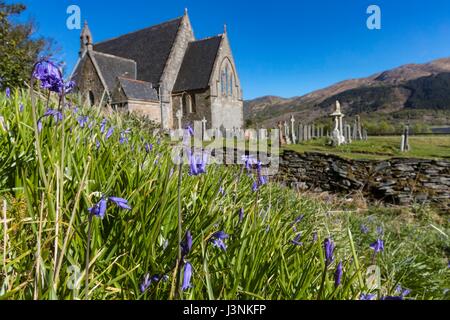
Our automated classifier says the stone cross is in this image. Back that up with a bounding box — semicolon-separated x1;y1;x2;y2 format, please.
290;115;296;144
330;100;346;146
175;109;183;130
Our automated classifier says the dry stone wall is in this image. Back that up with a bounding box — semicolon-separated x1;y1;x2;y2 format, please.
278;150;450;210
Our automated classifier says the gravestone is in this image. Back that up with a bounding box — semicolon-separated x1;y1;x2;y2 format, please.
176;109;183;130
290;115;297;144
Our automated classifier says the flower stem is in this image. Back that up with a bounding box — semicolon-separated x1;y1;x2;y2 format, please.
175;149;184;299
85;214;93;300
29;70;49;189
318;264;328;300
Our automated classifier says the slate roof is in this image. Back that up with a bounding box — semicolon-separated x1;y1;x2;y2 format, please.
173;36;222;92
94;17;183;85
117;77;159;101
90;51;137;92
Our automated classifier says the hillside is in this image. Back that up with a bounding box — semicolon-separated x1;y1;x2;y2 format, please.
244;57;450;128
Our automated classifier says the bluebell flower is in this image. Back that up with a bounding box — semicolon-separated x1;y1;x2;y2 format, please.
395;285;410;297
294;215;304;224
77;115;89;128
187;150;207;176
370;239;384;253
88;198;107;219
181;230;192;257
359;293;376;300
96;139;100;150
100;118;107;133
360;224;369;234
312;232;318;243
241;155;255;172
376;226;383;235
140;273;152;293
186;125;194;137
334;261;343;287
145;143;153;153
32;60;63;93
37;109;63;132
119;129;131;144
109;197;132;210
181;262;193;291
210;231;229;251
19;103;24;112
324;238;335;266
6;87;10;98
238;208;244;223
88;196;131;219
219;186;225;196
106;127;114;140
291;233;303;246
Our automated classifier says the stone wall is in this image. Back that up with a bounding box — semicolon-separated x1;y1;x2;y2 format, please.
278;150;450;209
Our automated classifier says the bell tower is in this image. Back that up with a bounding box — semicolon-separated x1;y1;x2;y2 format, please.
79;20;93;56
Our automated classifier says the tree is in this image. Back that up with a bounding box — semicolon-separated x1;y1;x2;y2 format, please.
0;1;55;89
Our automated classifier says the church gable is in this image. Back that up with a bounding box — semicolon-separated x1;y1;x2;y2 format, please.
173;36;222;93
209;33;242;101
93;17;183;85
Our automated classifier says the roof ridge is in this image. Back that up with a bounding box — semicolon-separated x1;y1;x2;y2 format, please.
191;34;223;43
91;50;136;63
117;76;152;85
94;16;183;46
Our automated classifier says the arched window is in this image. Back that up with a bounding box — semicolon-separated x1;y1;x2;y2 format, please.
220;60;236;98
89;90;95;106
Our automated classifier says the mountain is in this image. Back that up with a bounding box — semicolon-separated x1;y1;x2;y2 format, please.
244;57;450;128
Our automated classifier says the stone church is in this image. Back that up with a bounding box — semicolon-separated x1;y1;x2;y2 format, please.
71;10;243;130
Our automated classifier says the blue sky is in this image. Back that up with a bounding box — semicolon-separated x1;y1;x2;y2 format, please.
15;0;450;99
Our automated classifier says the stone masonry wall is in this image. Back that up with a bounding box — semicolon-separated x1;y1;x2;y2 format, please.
278;150;450;209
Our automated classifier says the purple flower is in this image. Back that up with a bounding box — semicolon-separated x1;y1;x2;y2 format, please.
210;231;229;251
181;262;193;291
241;155;255;171
37;109;63;132
219;186;225;196
119;129;131;144
334;261;343;287
88;198;107;219
181;231;192;257
360;224;369;234
370;239;384;253
291;233;303;246
312;232;318;242
33;60;63;93
96;139;101;150
238;208;244;223
100;118;107;133
145;143;153;153
5;87;10;98
77;115;89;128
376;226;383;235
324;238;335;266
88;196;131;219
109;197;131;210
294;215;304;224
395;285;410;297
360;293;376;300
186;125;194;137
106;127;114;139
19;103;24;112
64;80;75;94
140;273;152;293
187;150;207;176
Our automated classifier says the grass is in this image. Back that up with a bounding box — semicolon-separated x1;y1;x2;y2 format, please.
284;136;450;160
0;88;449;300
